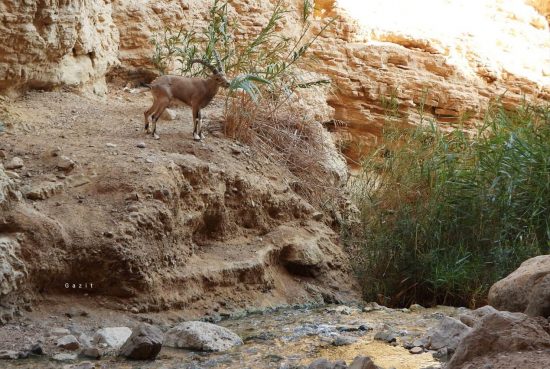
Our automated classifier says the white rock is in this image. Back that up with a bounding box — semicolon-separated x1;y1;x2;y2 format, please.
52;353;77;361
164;321;243;352
0;350;18;359
161;108;177;121
92;327;132;349
50;328;71;336
5;157;23;170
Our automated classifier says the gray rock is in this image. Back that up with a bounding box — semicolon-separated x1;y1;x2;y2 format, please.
327;306;358;315
409;346;423;354
374;330;397;343
71;362;94;369
362;302;382;312
312;211;323;221
413;338;427;347
56;156;75;172
337;324;366;332
358;324;371;331
56;335;80;350
119;324;163;360
22;181;64;200
409;304;425;312
349;356;381;369
164;321;242;352
459;305;498;327
424;317;471;352
92;327;132;349
136;142;146;148
5;157;23;170
50;327;71;336
80;346;101;359
403;337;427;349
433;347;449;360
0;350;18;360
78;333;93;347
308;358;347;369
65;308;89;318
28;343;43;355
332;335;358;346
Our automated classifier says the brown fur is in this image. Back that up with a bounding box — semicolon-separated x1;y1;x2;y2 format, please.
144;62;229;141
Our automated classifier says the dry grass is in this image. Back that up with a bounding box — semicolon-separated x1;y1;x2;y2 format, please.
225;93;346;210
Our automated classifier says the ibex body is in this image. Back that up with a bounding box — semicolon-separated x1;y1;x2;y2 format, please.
144;58;230;141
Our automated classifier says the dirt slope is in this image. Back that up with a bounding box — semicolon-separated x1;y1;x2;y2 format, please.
0;88;359;320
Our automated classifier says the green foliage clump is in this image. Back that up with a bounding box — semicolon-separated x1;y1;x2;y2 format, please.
345;102;550;308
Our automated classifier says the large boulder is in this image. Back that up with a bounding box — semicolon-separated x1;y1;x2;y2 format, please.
488;255;550;317
119;324;163;360
446;310;550;369
423;316;471;352
164;321;243;352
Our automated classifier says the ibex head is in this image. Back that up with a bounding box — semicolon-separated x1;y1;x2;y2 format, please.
190;51;230;88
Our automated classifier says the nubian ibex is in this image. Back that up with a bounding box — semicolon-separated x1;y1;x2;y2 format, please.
144;54;230;141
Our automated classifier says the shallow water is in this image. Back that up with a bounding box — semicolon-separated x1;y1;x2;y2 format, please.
3;304;457;369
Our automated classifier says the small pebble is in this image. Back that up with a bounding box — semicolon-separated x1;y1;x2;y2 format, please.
137;142;146;148
410;346;424;354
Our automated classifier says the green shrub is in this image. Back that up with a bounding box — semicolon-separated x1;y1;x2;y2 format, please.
345;101;550;307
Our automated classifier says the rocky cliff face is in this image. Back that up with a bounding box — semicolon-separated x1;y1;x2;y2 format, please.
0;0;119;96
314;0;550;158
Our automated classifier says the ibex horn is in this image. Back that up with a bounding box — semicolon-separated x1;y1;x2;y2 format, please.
189;59;219;75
